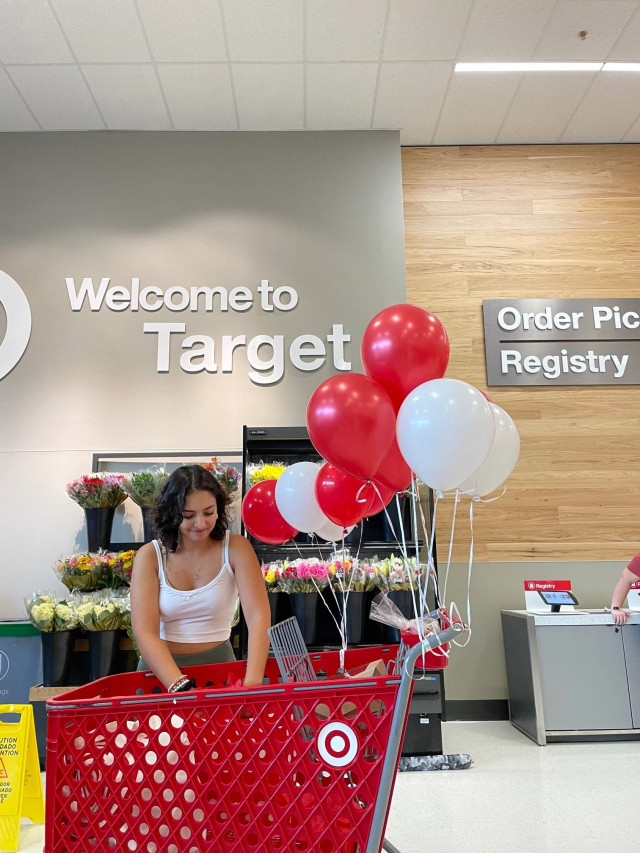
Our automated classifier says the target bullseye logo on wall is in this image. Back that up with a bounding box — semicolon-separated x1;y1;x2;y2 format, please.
317;722;359;767
0;269;31;381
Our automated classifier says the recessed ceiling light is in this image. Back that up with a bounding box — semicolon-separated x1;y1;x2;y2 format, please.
455;62;603;72
602;62;640;72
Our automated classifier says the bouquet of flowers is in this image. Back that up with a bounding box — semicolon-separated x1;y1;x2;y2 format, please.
276;558;330;593
122;469;168;507
327;558;378;592
201;458;240;495
246;461;287;487
65;473;128;508
25;592;78;632
375;554;425;591
110;550;135;586
75;591;130;631
262;563;281;593
54;550;135;591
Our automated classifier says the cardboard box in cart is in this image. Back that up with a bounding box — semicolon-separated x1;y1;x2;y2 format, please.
44;645;411;853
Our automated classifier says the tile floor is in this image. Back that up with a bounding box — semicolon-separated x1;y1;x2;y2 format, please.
18;721;640;852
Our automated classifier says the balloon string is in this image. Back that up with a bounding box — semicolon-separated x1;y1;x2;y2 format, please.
441;489;460;610
409;479;428;657
419;488;441;617
355;481;372;504
415;483;439;615
452;501;475;649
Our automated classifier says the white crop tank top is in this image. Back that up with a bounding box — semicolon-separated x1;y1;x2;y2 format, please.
153;530;238;643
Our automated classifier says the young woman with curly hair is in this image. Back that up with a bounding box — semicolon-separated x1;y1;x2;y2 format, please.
130;465;270;690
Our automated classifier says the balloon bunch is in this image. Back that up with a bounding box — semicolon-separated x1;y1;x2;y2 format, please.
242;303;520;549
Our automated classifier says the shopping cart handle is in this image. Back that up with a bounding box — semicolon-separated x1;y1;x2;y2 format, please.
404;624;463;673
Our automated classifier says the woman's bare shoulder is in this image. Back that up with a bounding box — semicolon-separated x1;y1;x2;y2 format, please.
134;541;161;569
228;532;258;558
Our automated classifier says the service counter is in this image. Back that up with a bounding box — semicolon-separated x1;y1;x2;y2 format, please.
501;609;640;745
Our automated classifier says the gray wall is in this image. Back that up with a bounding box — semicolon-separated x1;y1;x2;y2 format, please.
0;130;406;616
444;560;624;701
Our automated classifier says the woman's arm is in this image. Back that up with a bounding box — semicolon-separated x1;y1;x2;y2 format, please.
610;567;637;626
130;543;184;689
230;534;271;686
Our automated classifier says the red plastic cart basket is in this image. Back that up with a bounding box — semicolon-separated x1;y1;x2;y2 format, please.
45;629;459;853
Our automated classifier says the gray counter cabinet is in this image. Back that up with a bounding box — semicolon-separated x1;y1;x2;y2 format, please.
501;610;640;745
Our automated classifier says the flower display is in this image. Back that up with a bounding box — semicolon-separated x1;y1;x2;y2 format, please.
75;591;130;631
328;558;378;593
66;473;128;508
201;458;241;495
264;558;330;593
110;550;135;586
122;469;168;507
55;550;136;591
25;593;78;632
246;461;287;486
260;554;428;594
376;554;425;591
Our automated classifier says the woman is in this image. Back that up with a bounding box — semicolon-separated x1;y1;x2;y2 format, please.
609;552;640;626
131;465;270;692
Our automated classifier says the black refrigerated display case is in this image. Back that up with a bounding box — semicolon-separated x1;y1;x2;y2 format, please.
241;424;422;561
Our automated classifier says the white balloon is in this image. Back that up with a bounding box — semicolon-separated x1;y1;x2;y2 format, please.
275;461;325;533
458;403;520;496
314;518;355;542
397;378;495;492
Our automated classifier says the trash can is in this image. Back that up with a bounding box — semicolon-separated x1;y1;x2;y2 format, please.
0;620;42;704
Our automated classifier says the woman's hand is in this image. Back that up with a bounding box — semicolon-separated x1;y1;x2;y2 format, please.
612;608;629;626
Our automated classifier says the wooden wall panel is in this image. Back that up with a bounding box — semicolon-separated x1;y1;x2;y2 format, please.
402;144;640;562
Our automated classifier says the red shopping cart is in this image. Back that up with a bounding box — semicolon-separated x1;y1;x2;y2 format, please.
45;625;459;853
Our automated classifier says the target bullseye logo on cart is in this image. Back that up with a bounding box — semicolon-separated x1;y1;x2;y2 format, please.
317;722;358;768
0;269;32;381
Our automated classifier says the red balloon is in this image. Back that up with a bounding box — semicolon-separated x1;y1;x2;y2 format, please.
367;482;396;516
315;463;374;528
361;304;449;411
241;480;298;545
306;374;396;481
374;435;412;492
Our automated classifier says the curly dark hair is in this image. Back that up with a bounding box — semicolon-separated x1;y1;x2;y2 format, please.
151;465;231;551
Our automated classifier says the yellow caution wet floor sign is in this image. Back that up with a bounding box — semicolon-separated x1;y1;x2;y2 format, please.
0;705;44;852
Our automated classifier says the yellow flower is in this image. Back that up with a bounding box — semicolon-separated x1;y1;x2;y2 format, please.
265;570;276;584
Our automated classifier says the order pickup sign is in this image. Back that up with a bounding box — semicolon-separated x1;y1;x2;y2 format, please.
524;580;574;612
483;298;640;386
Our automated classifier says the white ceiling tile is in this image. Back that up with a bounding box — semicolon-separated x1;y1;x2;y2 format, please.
384;0;473;60
433;71;521;144
458;0;556;61
233;64;303;129
0;0;73;64
496;71;598;143
561;70;640;141
0;69;40;130
608;5;640;59
50;0;150;62
533;0;638;61
6;65;103;129
306;63;377;129
307;0;387;61
82;65;171;129
222;0;303;62
137;0;227;62
158;64;236;129
373;61;451;144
